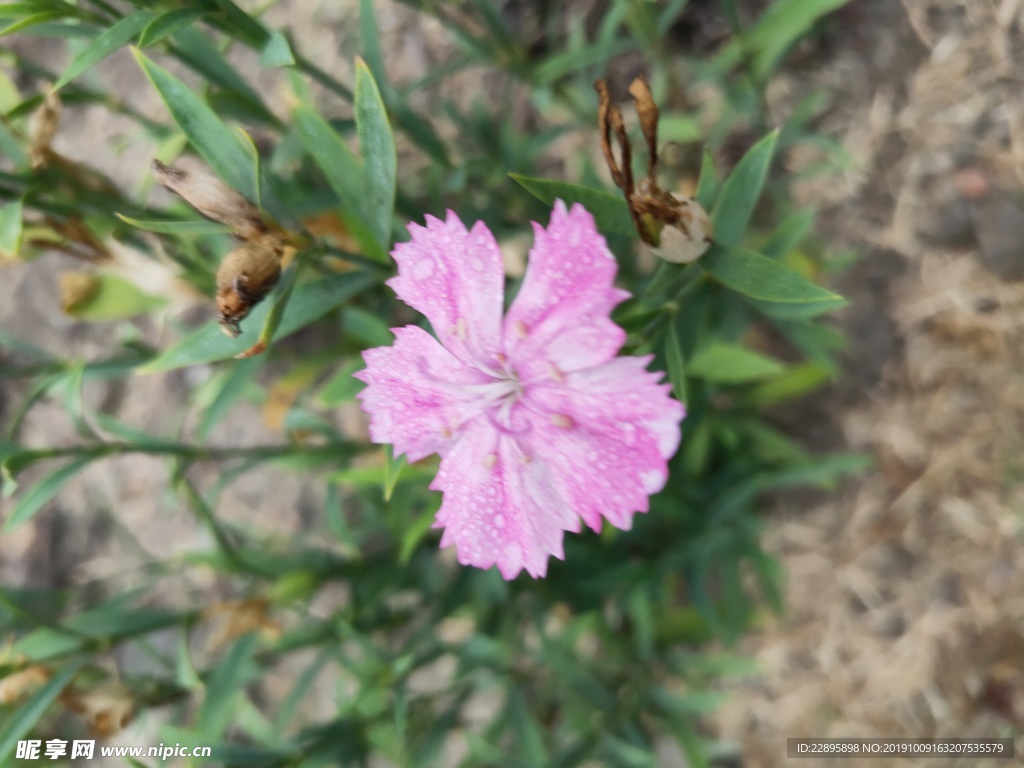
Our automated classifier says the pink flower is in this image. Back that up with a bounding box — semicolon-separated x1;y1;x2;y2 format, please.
355;201;685;579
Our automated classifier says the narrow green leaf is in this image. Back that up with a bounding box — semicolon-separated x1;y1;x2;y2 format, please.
139;7;207;48
747;294;846;318
0;199;23;260
317;358;366;406
694;146;717;211
0;11;73;38
399;505;437;565
746;0;852;79
532;39;634;85
142;272;377;372
509;174;635;237
741;362;831;407
133;48;256;201
197;633;260;739
342;307;394;347
701;244;842;304
711;130;778;246
292;105;388;263
197;357;263;440
250;251;305;354
0;659;85;763
687;342;785;384
7;627;86;663
384;446;405;502
260;30;295;68
664;320;687;404
54;10;155;91
115;213;231;236
354;58;397;253
4;456;93;532
760;208;816;260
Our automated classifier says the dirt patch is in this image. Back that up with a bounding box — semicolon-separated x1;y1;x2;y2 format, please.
712;1;1024;764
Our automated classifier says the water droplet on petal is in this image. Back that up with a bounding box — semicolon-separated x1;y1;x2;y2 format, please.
411;257;435;279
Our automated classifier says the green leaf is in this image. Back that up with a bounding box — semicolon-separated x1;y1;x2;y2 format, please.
711;130;778;246
664;319;687;404
197;357;263;440
688;342;785;384
741;362;831;407
747;294;846;318
249;251;306;355
0;659;85;763
53;10;155;91
746;0;852;79
354;58;397;253
292;105;388;263
0;11;73;38
8;627;87;663
0;199;23;260
4;456;93;532
531;38;634;85
398;505;437;565
342;307;393;347
64;274;167;321
142;272;377;372
384;445;405;502
317;358;366;406
139;7;207;48
694;146;717;211
509;175;635;237
115;213;231;236
701;244;842;304
197;633;260;740
260;30;295;67
133;48;257;201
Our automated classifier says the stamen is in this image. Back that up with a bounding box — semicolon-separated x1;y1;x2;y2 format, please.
483;453;497;469
450;317;467;340
547;363;565;383
515;320;528;339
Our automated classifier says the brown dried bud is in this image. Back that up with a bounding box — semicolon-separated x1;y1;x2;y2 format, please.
29;91;61;171
152;159;265;241
215;233;285;336
0;666;51;705
628;75;659;179
643;194;713;264
60;683;136;738
596;75;714;262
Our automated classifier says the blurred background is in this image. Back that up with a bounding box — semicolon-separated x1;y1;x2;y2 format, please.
1;0;1024;766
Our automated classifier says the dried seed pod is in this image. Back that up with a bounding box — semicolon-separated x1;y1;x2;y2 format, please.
215;233;285;336
595;75;713;263
644;194;713;264
152;159;265;241
29;91;61;171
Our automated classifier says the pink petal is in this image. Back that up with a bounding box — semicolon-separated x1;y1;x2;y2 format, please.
355;326;494;462
522;356;685;532
388;212;505;368
431;418;578;579
503;201;628;382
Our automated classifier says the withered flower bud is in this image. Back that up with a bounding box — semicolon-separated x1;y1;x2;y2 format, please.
216;233;285;337
596;75;712;263
152;159;265;241
29;91;61;171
